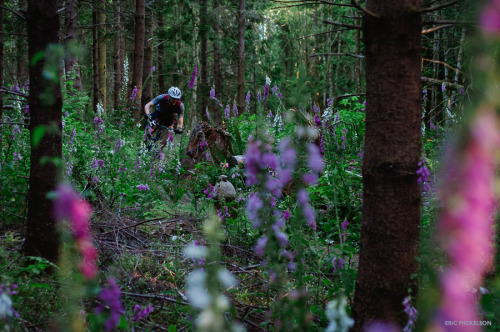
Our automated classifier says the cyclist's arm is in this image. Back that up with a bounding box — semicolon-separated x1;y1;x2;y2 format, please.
144;100;154;115
178;103;185;129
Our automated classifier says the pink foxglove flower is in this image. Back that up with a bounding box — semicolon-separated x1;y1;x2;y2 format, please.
54;185;97;280
434;110;499;330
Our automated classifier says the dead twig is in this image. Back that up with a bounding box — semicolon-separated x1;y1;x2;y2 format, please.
121;291;188;305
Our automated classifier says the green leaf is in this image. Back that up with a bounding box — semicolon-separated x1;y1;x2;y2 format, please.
30;51;45;66
168;325;177;332
32;125;46;147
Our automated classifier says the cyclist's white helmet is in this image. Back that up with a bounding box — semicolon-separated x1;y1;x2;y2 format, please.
168;86;182;99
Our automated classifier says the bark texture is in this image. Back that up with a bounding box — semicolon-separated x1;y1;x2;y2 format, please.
141;9;154;109
180;122;234;171
213;0;222;126
199;0;209;121
24;0;63;263
64;0;83;93
236;0;245;115
352;1;422;330
130;0;145;121
0;0;3;124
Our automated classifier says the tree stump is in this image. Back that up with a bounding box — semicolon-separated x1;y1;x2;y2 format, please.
180;121;235;171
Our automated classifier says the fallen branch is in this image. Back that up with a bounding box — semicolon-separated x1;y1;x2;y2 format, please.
422;24;453;34
99;217;176;235
422;58;463;74
122;291;188;305
421;76;464;89
0;88;28;98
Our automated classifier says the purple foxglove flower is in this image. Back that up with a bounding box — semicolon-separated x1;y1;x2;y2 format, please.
307;143;324;174
314;115;322;127
255;237;268;257
279;169;293;187
302;173;318;185
279;138;296;167
189;66;198;89
303;205;316;230
264;85;270;100
136;184;150;190
245;92;251;105
283;210;291;221
297;189;309;205
262;152;278;170
210;89;216;99
97;278;124;332
274;227;288;248
342;220;349;230
481;3;500;34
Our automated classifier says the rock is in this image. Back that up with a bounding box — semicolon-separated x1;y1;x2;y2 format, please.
215;175;236;200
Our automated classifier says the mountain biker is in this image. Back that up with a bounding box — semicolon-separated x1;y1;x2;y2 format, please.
144;86;184;133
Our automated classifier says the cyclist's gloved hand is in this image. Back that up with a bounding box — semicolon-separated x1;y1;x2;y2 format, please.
174;128;183;134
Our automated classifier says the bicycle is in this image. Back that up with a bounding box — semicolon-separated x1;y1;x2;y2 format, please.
139;118;183;157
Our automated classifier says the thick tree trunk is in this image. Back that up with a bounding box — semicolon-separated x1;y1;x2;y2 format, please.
130;0;145;121
213;0;222;126
157;13;166;93
352;1;422;330
199;0;209;121
236;0;245;115
64;0;83;93
92;6;99;113
141;10;154;109
16;0;28;87
24;0;63;263
112;0;124;111
97;0;106;111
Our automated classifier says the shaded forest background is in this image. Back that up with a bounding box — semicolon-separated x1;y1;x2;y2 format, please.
1;0;499;331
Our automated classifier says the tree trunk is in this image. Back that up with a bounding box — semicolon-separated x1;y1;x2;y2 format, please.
97;0;106;111
141;9;154;109
157;13;166;93
113;0;124;111
24;0;63;263
130;0;145;121
352;1;422;330
199;0;209;121
92;5;99;113
213;0;222;126
64;0;83;93
236;0;245;115
16;0;28;88
0;0;3;128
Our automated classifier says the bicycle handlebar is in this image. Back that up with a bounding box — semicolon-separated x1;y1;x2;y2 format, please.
148;119;182;134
